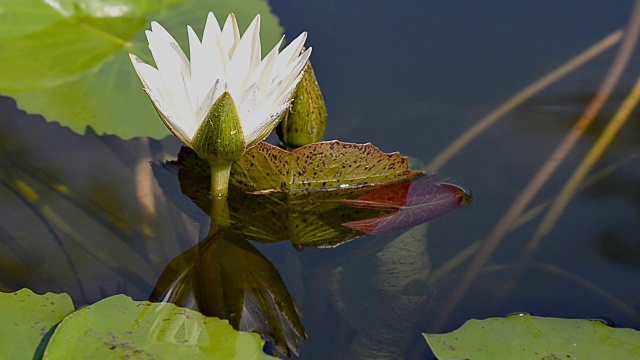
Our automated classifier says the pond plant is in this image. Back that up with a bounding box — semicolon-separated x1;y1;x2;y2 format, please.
1;0;640;359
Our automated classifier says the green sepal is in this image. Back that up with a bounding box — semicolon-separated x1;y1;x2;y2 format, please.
276;60;327;149
192;91;246;163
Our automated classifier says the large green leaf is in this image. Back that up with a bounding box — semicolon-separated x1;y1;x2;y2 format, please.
0;289;74;359
424;315;640;359
0;0;283;139
44;294;276;359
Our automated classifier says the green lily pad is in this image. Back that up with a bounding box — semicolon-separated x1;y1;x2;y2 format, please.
0;0;283;139
0;289;74;359
44;294;275;359
424;315;640;360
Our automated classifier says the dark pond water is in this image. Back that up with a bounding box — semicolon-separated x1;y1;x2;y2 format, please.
2;0;640;358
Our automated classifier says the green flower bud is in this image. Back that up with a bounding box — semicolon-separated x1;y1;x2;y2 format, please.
277;60;327;149
192;91;246;163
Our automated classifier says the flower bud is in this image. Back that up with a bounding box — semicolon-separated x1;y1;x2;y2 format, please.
192;91;246;163
277;60;326;148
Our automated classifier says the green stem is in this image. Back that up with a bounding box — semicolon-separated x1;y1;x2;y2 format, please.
207;161;232;236
209;161;232;198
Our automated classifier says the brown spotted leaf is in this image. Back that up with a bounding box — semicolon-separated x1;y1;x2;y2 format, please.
168;142;468;247
230;141;422;192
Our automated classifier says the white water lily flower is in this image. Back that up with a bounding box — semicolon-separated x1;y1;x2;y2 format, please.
129;12;311;162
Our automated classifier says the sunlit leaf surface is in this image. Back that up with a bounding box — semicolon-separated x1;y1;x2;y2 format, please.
424;315;640;360
0;289;74;359
0;0;282;139
44;294;276;359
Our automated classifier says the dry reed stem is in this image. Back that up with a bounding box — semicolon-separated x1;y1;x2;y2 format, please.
431;0;640;331
533;262;640;323
427;30;623;172
533;75;640;241
495;72;640;301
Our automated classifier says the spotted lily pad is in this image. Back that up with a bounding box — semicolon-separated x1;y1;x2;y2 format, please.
0;0;283;138
230;141;422;191
165;142;469;247
424;315;640;360
0;289;74;359
43;294;275;359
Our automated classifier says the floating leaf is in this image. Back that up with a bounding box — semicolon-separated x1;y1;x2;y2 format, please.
0;289;74;359
168;142;436;247
164;142;470;247
44;294;276;359
230;141;422;192
0;0;283;138
342;176;472;235
424;315;640;360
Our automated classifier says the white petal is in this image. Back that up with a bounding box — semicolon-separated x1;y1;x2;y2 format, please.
150;21;190;78
270;47;312;103
195;80;221;122
130;55;195;141
250;36;283;96
201;12;229;86
145;30;192;112
274;32;307;74
129;53;161;94
187;25;204;109
228;14;262;96
221;13;241;56
244;102;290;144
237;83;260;134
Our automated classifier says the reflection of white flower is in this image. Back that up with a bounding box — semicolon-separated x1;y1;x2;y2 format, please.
129;12;311;159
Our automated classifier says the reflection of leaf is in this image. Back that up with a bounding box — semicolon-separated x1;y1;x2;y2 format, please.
342;176;472;235
424;315;640;360
0;289;74;359
0;0;282;138
150;232;304;357
45;294;276;359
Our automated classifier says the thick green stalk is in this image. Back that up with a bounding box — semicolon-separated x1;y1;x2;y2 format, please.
208;161;232;236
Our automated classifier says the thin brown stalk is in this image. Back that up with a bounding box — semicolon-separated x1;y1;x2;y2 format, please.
532;262;640;323
431;0;640;331
427;30;623;172
498;71;640;300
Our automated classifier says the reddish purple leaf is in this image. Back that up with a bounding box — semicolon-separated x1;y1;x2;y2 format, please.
342;176;471;235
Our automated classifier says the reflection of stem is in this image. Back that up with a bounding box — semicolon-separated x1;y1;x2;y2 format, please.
427;30;623;171
432;0;640;331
